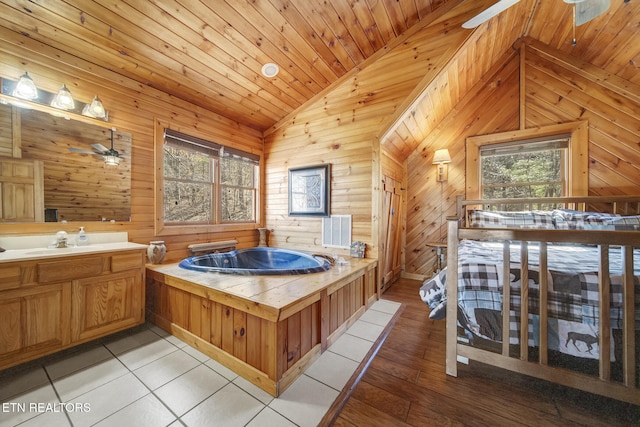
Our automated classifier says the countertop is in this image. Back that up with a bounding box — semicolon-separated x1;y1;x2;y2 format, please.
0;242;148;263
146;256;378;320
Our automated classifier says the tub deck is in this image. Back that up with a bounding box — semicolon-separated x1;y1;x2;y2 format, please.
145;256;378;396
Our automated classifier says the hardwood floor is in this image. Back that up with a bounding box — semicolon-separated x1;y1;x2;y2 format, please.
331;278;639;426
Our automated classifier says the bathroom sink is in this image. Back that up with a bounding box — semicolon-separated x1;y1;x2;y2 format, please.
25;247;84;255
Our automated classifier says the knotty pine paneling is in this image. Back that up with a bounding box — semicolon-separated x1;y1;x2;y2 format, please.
0;34;263;262
523;44;640;196
404;39;640;276
264;6;482;259
404;53;521;276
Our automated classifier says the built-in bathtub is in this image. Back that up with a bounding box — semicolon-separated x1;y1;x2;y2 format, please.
146;254;379;397
178;247;332;275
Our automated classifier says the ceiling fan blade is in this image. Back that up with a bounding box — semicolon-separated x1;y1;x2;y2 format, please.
68;147;102;155
91;143;109;152
462;0;522;29
575;0;610;26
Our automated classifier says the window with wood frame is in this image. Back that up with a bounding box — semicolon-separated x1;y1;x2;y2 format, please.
466;122;589;205
479;136;568;201
160;128;259;228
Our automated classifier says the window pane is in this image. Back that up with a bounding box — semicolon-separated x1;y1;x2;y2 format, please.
221;188;254;222
220;156;254;187
481;149;562;200
164;181;212;222
164;145;211;182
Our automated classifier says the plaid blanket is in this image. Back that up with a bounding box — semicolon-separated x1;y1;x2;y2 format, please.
420;240;640;361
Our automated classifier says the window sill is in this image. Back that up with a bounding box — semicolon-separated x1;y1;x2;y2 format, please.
155;222;260;236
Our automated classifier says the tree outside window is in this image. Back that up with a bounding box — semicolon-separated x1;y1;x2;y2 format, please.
162;129;258;225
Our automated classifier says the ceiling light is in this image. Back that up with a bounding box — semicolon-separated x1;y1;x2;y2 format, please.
261;63;279;78
103;128;121;166
103;154;121;166
82;95;106;118
12;72;38;100
50;84;75;110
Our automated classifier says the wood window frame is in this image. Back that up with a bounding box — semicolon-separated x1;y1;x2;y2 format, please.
153;120;262;236
465;121;589;200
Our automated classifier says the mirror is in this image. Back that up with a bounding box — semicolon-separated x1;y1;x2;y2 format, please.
0;103;132;222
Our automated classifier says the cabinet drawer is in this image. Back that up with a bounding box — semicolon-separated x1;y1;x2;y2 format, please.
38;256;105;283
0;265;21;291
112;251;144;273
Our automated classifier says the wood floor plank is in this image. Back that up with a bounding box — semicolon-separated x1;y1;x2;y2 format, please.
331;278;639;427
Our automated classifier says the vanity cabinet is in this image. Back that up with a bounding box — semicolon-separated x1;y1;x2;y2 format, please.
0;248;145;370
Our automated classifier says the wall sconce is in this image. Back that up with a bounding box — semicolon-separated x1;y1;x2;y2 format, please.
82;95;107;119
12;72;38;100
50;84;75;110
1;73;109;121
432;149;451;182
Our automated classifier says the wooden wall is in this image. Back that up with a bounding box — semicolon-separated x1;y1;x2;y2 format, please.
404;51;521;276
523;40;640;195
263;9;474;259
0;29;263;264
404;40;640;276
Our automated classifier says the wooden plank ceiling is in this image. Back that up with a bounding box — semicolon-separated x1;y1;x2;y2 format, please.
0;0;459;131
382;0;640;161
0;0;638;160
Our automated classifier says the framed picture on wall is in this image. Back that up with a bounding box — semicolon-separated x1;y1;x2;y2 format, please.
288;164;330;216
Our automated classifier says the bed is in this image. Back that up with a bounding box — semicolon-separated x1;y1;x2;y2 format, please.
419;196;640;405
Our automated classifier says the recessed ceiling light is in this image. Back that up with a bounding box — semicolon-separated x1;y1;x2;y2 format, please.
261;63;279;78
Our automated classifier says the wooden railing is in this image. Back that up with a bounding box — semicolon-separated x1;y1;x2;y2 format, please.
445;196;639;405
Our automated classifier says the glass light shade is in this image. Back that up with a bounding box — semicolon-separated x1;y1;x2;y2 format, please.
432;149;451;164
82;95;106;118
103;154;120;166
50;84;75;110
12;72;38;100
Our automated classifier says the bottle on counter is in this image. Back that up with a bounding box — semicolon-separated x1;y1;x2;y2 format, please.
77;226;89;246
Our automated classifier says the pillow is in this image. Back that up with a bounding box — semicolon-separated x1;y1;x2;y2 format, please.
552;209;619;230
467;210;555;229
606;215;640;231
419;271;447;320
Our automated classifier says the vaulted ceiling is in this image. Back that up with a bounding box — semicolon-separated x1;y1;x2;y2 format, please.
0;0;638;155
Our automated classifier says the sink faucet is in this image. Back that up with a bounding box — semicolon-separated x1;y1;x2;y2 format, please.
55;231;68;248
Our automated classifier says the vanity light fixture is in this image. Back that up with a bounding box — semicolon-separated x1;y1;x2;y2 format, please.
82;95;107;119
261;62;279;78
432;148;452;182
12;72;38;100
50;84;75;110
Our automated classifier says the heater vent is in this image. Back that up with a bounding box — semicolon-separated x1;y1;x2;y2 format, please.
322;215;351;248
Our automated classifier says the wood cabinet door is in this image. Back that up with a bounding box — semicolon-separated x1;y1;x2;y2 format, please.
0;284;70;369
71;270;144;343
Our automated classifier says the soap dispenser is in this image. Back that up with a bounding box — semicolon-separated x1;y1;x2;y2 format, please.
77;227;89;246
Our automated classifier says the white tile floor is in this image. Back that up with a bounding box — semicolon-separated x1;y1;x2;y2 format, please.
0;300;401;427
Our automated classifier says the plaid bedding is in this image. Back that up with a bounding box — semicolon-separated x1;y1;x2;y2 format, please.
420;240;640;361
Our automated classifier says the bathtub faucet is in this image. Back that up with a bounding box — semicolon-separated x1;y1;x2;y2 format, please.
313;253;335;266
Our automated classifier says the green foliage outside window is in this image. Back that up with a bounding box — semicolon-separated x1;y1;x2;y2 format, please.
481;149;563;210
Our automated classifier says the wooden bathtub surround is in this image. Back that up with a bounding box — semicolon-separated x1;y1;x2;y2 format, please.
145;256;378;396
0;246;147;370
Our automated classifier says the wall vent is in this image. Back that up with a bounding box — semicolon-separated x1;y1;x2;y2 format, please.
322;215;351;248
